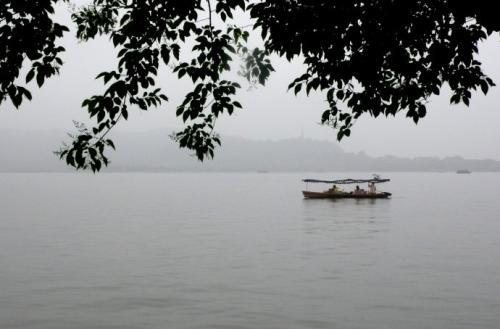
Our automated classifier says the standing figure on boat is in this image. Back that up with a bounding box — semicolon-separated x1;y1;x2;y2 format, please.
369;182;377;194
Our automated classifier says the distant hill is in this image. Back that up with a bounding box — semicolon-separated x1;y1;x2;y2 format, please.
1;129;500;172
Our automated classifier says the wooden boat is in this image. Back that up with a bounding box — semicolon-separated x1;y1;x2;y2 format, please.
302;176;392;199
302;190;392;199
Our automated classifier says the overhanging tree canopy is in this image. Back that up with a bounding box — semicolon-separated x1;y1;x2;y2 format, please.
1;0;498;171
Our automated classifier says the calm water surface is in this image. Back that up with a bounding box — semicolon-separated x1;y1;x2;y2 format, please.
0;172;499;329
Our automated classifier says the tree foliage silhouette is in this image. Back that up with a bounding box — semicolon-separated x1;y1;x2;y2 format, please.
1;0;498;171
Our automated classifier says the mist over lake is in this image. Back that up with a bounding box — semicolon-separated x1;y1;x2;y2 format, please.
2;130;500;173
1;172;499;329
3;1;500;328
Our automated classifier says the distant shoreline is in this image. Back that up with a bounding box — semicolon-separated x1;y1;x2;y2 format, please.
2;131;499;172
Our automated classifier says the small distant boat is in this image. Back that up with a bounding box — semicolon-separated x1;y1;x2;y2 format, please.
302;176;392;199
456;169;471;174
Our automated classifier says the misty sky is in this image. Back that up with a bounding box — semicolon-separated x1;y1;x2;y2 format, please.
1;2;500;160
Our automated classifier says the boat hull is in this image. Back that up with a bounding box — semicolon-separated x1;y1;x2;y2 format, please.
302;191;391;199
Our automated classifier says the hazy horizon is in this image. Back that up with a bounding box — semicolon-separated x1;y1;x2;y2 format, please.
3;127;500;162
2;129;500;173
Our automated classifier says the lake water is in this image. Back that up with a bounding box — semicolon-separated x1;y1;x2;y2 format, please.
1;172;499;329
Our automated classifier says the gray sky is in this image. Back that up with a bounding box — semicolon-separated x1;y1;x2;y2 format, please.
1;3;500;160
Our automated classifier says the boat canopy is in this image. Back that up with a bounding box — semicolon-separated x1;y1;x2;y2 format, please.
302;178;390;184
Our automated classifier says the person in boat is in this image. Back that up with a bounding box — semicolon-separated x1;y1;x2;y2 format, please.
329;185;339;193
354;185;367;195
368;182;377;194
